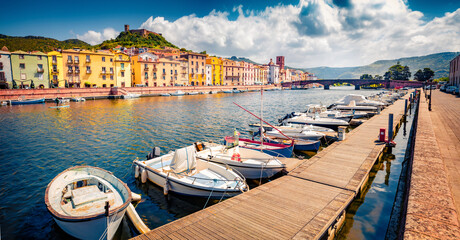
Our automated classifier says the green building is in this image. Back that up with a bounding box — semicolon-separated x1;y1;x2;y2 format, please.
11;51;49;89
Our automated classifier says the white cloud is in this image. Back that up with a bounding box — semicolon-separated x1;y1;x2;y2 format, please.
139;0;459;68
77;28;119;45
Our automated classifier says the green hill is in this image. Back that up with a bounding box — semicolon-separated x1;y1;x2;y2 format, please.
0;34;91;52
228;56;261;65
98;31;177;49
303;52;459;79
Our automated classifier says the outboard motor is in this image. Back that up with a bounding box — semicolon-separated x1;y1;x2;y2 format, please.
147;147;161;159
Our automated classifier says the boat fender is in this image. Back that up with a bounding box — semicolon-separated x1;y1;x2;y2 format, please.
231;153;241;162
141;168;147;183
134;165;140;178
164;176;170;195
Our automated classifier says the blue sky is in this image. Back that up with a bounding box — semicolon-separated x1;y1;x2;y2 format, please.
1;0;459;67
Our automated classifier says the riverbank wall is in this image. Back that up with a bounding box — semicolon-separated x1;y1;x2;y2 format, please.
0;85;275;101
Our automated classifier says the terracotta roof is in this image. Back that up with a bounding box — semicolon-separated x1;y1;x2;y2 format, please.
0;50;11;54
12;50;29;54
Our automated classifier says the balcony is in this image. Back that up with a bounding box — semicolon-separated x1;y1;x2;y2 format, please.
37;68;44;73
86;70;92;74
74;59;80;64
86;59;91;63
120;68;125;71
109;71;114;75
144;67;149;71
67;59;73;64
52;69;59;73
69;79;81;84
101;71;107;74
68;69;73;74
75;69;80;74
52;60;57;64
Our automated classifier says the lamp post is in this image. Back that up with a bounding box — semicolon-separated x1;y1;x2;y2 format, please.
429;77;432;111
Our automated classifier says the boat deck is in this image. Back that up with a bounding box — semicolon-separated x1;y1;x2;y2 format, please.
134;92;409;240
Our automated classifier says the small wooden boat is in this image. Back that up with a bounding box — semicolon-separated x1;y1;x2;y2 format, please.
134;145;248;198
10;98;45;105
196;142;285;179
45;166;132;240
224;136;294;158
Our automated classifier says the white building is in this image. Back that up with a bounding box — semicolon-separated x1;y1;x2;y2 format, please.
267;59;279;84
205;64;212;86
0;50;13;89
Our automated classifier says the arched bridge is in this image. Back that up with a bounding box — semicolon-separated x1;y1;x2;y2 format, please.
281;79;424;89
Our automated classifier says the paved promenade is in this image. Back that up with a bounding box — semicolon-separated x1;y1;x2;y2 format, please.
403;90;460;239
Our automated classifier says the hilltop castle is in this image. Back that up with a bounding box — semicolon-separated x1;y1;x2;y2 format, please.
124;25;161;37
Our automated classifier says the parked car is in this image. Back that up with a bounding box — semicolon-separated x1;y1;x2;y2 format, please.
454;88;459;95
446;86;458;93
440;85;447;91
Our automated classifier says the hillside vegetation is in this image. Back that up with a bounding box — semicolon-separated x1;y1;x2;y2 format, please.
98;31;177;49
303;52;459;79
0;34;91;52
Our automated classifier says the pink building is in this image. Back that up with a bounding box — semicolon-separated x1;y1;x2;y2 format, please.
449;54;460;87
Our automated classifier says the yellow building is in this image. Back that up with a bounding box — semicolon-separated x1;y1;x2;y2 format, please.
47;51;64;87
113;52;132;87
132;52;158;87
206;56;223;85
61;49;116;88
180;52;206;86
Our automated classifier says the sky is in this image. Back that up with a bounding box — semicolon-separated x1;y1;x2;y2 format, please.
1;0;459;68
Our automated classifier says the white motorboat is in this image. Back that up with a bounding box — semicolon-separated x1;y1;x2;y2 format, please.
296;104;353;122
264;128;325;140
55;97;70;103
282;115;349;131
332;100;378;111
196;143;285;179
170;90;185;96
222;90;233;93
187;92;199;95
134;145;248;198
210;91;218;94
71;97;86;102
121;93;141;99
45;166;132;240
335;94;385;107
160;93;171;97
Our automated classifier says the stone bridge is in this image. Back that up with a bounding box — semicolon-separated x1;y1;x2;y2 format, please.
281;79;425;89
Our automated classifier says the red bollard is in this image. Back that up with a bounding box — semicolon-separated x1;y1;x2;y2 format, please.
379;128;386;142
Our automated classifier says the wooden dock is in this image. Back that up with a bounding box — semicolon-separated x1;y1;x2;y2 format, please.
133;92;410;240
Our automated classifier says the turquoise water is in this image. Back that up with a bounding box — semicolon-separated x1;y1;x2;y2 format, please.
0;87;381;239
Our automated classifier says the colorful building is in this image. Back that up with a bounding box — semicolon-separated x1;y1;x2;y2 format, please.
178;58;189;86
132;52;158;87
0;50;13;89
449;53;460;87
11;51;49;89
223;59;243;86
205;64;212;86
157;56;180;87
47;51;64;88
267;59;279;84
113;52;132;87
181;52;206;86
206;56;223;85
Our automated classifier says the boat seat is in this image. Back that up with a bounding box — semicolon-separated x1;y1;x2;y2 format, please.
71;185;107;208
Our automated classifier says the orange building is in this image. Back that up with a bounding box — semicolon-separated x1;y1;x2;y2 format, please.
180;52;207;86
223;59;243;86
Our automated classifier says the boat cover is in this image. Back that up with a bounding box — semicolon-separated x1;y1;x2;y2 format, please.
170;146;197;174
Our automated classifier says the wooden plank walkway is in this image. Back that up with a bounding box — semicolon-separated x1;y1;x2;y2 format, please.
134;92;410;240
403;90;460;239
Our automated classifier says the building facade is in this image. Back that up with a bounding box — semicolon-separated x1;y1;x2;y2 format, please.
114;52;132;87
132;52;158;87
206;57;223;85
267;59;279;84
47;51;64;88
157;56;180;87
0;50;13;89
11;51;49;89
181;52;206;86
449;54;460;87
223;59;243;86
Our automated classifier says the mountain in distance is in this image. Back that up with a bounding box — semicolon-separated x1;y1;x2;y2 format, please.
228;56;261;65
0;34;91;52
303;52;459;79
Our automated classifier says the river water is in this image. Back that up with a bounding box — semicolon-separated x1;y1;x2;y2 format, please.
0;86;382;239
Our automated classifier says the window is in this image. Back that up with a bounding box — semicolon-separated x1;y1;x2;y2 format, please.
37;55;42;60
163;76;165;80
121;63;124;70
86;66;91;72
38;73;43;80
103;84;107;88
175;70;177;74
110;58;113;62
21;73;26;80
102;75;106;80
145;72;148;79
0;72;5;81
191;61;194;65
53;75;57;81
0;62;3;70
86;55;90;62
110;67;113;73
110;75;113;80
38;64;43;69
144;64;148;69
20;63;25;69
74;56;79;62
121;72;125;77
163;69;166;74
52;56;57;61
68;56;72;61
119;55;122;60
102;57;106;62
102;67;106;73
163;63;165;66
19;55;24;59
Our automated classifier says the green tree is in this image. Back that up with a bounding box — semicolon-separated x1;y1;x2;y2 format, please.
414;68;435;81
374;75;383;80
384;61;411;80
433;77;448;83
360;74;373;80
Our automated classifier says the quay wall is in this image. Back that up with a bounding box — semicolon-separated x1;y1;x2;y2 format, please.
0;85;273;101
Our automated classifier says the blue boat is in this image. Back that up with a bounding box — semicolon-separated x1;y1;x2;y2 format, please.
224;136;293;158
10;98;45;105
264;137;321;152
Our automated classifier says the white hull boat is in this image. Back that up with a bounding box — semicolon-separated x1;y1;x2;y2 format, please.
265;129;325;140
187;92;199;95
134;145;248;198
45;166;132;240
335;94;385;107
282;115;349;131
161;93;171;97
332;101;378;111
121;93;141;99
71;97;86;102
170;91;185;96
196;143;285;179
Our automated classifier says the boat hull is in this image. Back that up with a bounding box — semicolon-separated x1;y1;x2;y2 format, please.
52;207;127;240
230;138;294;158
286;120;347;131
209;161;283;179
10;98;45;105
